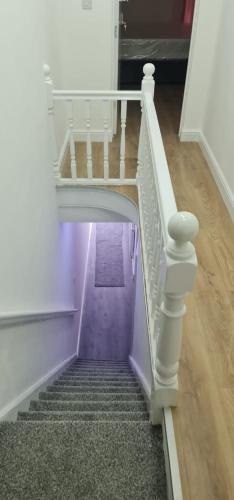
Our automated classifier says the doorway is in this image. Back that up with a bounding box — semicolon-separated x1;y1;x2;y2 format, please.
78;222;138;361
117;0;196;131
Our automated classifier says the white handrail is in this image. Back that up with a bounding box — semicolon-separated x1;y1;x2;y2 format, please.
52;90;142;101
0;309;78;326
143;92;177;244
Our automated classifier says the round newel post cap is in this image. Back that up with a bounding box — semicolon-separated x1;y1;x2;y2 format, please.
168;212;199;242
167;212;199;260
143;63;155;79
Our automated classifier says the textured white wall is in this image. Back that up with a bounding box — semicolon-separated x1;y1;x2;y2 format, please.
0;1;90;415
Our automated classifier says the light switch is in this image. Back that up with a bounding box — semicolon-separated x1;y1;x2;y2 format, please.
82;0;92;9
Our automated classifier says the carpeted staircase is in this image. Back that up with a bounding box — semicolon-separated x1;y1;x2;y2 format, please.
0;359;167;499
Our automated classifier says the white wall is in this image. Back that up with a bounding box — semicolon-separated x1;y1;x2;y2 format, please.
203;1;234;195
131;249;152;396
180;0;234;219
180;0;223;133
0;1;89;415
47;0;115;150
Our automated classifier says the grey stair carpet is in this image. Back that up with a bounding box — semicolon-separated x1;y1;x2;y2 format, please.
95;223;125;287
0;359;167;500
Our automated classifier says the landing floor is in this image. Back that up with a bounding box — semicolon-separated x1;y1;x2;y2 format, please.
157;86;234;500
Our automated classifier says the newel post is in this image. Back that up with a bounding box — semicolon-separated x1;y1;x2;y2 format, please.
137;63;155;180
142;63;155;97
151;212;199;424
43;64;60;181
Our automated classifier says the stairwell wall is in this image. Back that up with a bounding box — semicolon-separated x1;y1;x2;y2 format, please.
0;1;88;417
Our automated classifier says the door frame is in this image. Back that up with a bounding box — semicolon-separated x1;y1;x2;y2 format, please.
179;0;201;137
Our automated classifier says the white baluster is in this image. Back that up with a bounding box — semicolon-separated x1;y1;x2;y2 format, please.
103;100;109;179
67;100;77;179
153;212;199;416
85;100;93;179
43;64;60;180
120;100;127;179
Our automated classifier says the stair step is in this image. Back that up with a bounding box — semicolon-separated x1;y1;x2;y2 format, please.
64;369;133;376
30;400;146;412
18;411;149;421
0;421;166;500
39;391;144;402
75;359;129;364
47;385;141;394
58;375;135;382
66;366;132;373
73;362;130;368
53;380;138;387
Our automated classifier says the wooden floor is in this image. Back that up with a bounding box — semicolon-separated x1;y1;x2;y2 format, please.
156;86;234;500
63;86;234;499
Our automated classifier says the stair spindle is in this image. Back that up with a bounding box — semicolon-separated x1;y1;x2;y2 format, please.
67;99;77;179
120;100;127;179
86;100;93;179
103;100;109;179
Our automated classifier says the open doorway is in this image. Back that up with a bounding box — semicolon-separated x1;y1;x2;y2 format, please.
118;0;196;131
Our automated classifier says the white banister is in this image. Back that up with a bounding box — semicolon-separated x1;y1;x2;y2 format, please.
44;63;199;424
67;100;77;180
85;100;93;179
152;212;199;420
43;65;60;180
52;90;142;101
103;100;109;179
120;100;127;179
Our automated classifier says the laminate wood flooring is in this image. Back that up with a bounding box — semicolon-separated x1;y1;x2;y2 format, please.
156;85;234;500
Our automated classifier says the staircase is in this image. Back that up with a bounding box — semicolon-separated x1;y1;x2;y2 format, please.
0;359;167;499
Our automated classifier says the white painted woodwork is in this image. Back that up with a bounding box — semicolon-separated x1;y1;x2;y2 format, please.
103;100;109;179
120;100;127;179
53;90;142;101
85;100;93;179
44;65;60;179
45;62;199;420
0;309;78;327
67;100;77;179
154;212;198;410
141;63;155;98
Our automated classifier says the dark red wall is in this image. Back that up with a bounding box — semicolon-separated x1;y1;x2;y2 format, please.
122;0;193;39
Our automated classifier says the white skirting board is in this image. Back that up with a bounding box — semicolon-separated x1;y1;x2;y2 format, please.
180;130;234;222
129;356;183;499
0;353;77;421
128;355;151;404
162;408;183;500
